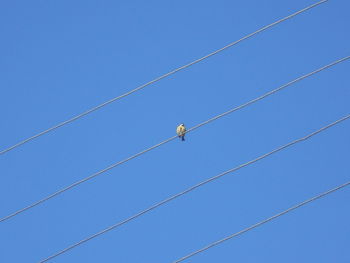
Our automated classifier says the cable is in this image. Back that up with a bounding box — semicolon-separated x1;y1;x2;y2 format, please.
1;55;348;224
172;180;350;263
38;114;350;263
0;0;328;155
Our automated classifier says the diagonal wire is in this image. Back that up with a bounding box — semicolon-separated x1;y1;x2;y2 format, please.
39;114;350;263
172;180;350;263
1;55;349;224
0;0;328;155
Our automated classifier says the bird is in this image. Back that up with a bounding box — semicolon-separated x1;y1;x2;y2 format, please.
176;124;186;141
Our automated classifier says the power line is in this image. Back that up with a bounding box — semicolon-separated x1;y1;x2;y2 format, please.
1;56;348;224
38;114;350;263
172;180;350;263
0;0;328;156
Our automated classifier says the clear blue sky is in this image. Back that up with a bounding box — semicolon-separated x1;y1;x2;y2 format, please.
1;0;349;262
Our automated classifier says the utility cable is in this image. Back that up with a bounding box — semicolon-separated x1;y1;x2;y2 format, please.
0;0;328;155
172;180;350;263
38;114;350;263
1;55;348;224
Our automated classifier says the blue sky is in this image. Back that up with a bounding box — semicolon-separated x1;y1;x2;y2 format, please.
1;0;349;262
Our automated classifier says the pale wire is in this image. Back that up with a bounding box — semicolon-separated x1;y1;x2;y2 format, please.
173;180;350;263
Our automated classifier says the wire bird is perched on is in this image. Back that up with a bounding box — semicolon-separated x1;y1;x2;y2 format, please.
176;124;186;141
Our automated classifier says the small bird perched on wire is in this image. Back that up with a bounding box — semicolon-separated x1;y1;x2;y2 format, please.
176;123;186;141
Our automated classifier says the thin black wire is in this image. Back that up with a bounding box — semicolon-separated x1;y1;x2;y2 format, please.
1;55;348;224
39;114;350;263
173;180;350;263
0;0;328;155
